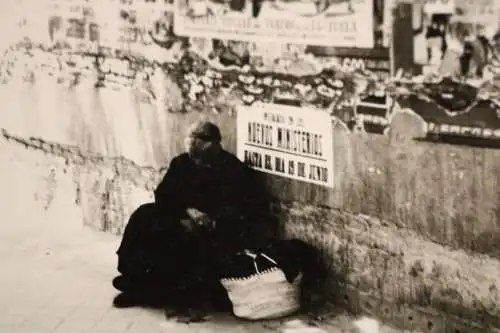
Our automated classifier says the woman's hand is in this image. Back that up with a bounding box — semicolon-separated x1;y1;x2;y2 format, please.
186;208;216;230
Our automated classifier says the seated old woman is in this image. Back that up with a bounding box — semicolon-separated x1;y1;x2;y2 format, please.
112;121;277;313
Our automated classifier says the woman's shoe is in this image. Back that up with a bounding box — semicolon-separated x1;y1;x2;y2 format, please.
112;275;127;291
112;275;141;293
113;292;142;308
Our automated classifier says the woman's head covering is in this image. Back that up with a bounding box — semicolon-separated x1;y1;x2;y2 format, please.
187;121;222;143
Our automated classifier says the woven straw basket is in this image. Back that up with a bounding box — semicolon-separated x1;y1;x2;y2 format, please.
220;250;302;320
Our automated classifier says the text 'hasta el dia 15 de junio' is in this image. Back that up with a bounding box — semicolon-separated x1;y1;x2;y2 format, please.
243;111;329;184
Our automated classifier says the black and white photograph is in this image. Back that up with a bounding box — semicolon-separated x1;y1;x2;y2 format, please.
2;0;500;333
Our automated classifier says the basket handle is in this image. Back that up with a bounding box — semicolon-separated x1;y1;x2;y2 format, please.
241;249;278;274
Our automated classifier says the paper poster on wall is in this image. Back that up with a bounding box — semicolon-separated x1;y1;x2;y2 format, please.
173;0;374;48
42;0;101;52
304;0;391;81
411;0;500;78
236;103;334;188
423;0;455;14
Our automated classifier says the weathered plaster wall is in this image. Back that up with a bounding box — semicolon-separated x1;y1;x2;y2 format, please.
4;75;500;259
3;127;500;332
0;128;156;235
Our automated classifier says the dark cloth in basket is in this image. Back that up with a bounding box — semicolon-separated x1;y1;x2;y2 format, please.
218;239;319;284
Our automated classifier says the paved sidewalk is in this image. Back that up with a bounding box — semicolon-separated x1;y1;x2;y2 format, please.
0;216;282;333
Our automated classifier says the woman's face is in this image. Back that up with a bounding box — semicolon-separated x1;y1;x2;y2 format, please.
184;134;212;160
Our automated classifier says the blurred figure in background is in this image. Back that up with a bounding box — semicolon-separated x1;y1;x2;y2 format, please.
425;20;443;65
439;23;463;77
413;12;450;66
459;31;475;77
459;27;488;79
476;25;499;67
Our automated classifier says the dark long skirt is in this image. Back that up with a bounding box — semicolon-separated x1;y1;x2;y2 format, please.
115;203;226;307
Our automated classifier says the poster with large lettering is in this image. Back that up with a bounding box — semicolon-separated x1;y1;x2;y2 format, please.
173;0;374;48
236;103;334;187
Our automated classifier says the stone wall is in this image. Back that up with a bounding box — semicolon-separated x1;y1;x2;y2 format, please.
3;127;500;333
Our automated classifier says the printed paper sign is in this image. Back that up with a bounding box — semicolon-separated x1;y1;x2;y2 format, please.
237;103;334;188
173;0;374;48
452;0;500;23
424;0;455;14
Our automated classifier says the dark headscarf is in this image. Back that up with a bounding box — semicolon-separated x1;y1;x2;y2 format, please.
188;121;222;143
